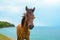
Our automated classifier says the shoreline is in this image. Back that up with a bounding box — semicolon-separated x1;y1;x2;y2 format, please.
9;37;16;40
0;34;16;40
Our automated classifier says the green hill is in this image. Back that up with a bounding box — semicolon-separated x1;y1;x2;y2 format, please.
0;21;15;28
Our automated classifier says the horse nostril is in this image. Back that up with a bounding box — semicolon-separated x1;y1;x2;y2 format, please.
32;25;34;27
29;25;34;29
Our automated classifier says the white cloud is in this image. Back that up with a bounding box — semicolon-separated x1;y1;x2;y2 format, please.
0;0;59;13
7;6;21;13
0;6;22;14
18;0;37;3
0;18;12;23
45;0;60;5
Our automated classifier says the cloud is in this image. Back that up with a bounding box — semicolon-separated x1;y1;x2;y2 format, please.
0;6;21;12
6;6;21;13
0;18;12;23
45;0;60;6
0;0;59;12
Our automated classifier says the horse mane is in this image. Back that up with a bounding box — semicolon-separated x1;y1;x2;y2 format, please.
21;16;25;27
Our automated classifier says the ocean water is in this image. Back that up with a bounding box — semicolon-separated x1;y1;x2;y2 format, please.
0;26;60;40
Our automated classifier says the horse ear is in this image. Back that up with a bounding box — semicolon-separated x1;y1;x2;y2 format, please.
26;6;28;11
32;7;35;12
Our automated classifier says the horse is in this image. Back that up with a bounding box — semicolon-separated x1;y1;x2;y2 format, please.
17;6;35;40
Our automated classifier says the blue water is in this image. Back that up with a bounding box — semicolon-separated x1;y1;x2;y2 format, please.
0;27;60;40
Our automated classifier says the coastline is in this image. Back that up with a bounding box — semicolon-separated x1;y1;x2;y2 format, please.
0;34;16;40
9;37;15;40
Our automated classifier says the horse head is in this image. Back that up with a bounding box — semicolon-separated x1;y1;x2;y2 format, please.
24;6;35;30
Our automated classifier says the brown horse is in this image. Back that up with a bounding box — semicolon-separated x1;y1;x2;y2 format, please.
17;6;35;40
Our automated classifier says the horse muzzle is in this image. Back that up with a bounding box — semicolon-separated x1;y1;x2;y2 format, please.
28;25;34;30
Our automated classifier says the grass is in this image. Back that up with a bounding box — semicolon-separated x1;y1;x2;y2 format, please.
0;34;10;40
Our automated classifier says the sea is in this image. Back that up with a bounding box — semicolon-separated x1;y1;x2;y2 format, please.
0;26;60;40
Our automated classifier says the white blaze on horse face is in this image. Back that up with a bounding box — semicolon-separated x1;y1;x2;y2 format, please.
28;18;34;26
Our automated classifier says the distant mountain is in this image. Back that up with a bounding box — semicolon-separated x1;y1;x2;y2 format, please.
0;21;15;28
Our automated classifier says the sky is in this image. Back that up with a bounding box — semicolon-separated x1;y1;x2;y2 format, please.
0;0;60;26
